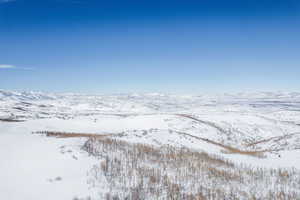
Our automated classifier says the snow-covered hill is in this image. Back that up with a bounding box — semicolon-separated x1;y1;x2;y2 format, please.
1;90;300;199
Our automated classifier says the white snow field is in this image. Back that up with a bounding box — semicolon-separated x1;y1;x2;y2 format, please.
1;90;300;199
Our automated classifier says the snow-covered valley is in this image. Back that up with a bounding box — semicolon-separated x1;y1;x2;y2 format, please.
1;90;300;199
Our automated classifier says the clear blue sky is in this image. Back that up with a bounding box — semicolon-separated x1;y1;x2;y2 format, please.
0;0;300;93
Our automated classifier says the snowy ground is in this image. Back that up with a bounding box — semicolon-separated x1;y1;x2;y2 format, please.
1;90;300;199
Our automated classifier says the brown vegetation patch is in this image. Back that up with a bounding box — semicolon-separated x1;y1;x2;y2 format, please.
246;132;300;147
33;131;116;138
0;118;25;122
174;130;267;157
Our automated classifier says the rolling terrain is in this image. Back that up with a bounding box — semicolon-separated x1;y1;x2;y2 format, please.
1;90;300;199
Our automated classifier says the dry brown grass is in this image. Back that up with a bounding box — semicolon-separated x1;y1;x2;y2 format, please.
33;131;114;138
0;118;25;122
219;146;267;157
246;132;300;147
174;130;267;157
